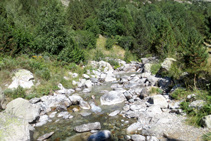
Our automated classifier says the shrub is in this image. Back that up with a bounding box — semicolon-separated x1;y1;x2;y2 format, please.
170;88;189;100
105;38;116;49
4;86;26;99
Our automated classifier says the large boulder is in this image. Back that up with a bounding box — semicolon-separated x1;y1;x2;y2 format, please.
0;112;31;141
100;91;126;105
0;87;4;109
5;98;40;123
8;69;34;89
74;122;101;132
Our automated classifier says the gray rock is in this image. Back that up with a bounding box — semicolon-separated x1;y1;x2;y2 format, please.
146;136;159;141
69;94;83;104
0;87;4;109
105;72;116;82
146;105;162;116
74;122;101;132
37;132;54;141
161;58;176;71
0;112;31;141
8;69;34;89
80;112;92;117
49;112;57;118
88;130;112;141
35;115;49;127
5;98;40;123
83;88;91;93
144;63;152;73
29;98;41;104
202;115;211;128
109;110;120;116
90;78;98;83
100;91;126;105
57;111;73;119
147;95;168;108
83;74;90;79
90;102;102;113
123;105;130;111
127;122;142;134
79;100;90;109
189;100;205;109
131;134;145;141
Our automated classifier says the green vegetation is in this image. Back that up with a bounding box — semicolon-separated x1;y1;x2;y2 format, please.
151;63;161;75
150;87;163;95
0;0;211;131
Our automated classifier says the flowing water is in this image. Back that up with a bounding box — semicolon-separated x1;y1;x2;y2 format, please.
33;81;137;141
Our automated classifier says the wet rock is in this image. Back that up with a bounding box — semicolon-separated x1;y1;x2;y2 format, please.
37;132;54;141
100;91;126;105
126;122;142;134
80;111;92;117
131;134;145;141
109;110;120;116
74;122;101;132
0;112;31;141
123;105;130;111
147;95;168;108
158;77;172;91
65;132;91;141
79;100;90;109
57;111;73;119
90;102;102;113
8;69;34;89
88;130;112;141
5;98;40;123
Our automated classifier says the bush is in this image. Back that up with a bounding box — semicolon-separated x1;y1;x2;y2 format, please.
170;88;189;100
4;86;26;99
105;38;116;49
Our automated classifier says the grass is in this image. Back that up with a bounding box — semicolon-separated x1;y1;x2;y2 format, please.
151;63;161;75
149;87;163;95
203;132;211;141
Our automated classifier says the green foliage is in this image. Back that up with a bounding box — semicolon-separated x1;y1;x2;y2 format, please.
94;50;105;61
170;88;190;100
74;30;96;49
203;132;211;141
105;38;116;49
150;87;163;94
124;48;136;63
4;86;26;99
151;63;161;75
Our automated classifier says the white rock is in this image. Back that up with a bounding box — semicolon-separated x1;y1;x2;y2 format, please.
85;80;92;88
109;110;120;116
8;69;34;89
148;95;168;108
126;122;142;134
5;98;40;123
161;58;176;71
131;134;145;141
83;74;90;79
100;91;126;105
35;115;49;127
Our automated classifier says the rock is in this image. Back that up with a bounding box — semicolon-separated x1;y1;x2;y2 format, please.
29;98;41;104
74;122;101;132
5;98;40;123
131;135;145;141
187;94;196;100
57;111;73;119
69;94;83;104
80;111;92;117
147;75;159;86
139;87;149;99
77;79;86;88
72;80;78;86
109;110;120;116
8;69;34;89
37;132;54;141
161;58;176;71
146;105;162;116
189;100;205;109
79;100;90;109
83;88;91;93
57;83;75;94
147;95;168;108
85;80;92;88
90;78;98;83
83;74;90;79
0;87;5;109
100;91;126;105
69;72;78;78
0;112;31;141
202;115;211;128
144;63;152;73
49;112;57;118
90;102;102;113
158;77;172;91
88;130;112;141
126;122;142;134
35;115;49;127
146;136;159;141
105;72;116;82
65;132;91;141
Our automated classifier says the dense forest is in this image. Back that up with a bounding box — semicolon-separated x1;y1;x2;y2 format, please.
0;0;211;86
